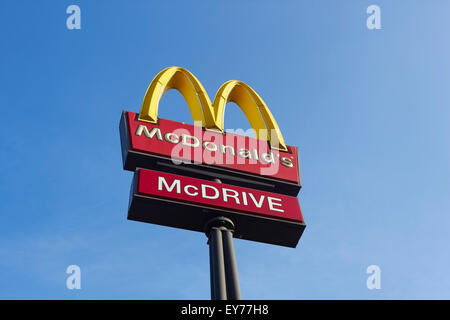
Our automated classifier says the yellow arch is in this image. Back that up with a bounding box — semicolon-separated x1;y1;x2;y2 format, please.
138;67;288;151
138;67;215;127
211;80;287;151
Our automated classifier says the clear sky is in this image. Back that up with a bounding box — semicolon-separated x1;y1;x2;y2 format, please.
0;0;449;299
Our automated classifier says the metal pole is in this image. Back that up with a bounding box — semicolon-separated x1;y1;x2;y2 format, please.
209;227;227;300
208;238;215;299
205;216;241;300
222;228;241;300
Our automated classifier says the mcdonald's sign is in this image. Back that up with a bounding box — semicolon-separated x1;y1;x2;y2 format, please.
120;67;301;196
120;67;305;248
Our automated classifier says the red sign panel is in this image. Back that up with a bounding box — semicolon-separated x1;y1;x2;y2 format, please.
137;169;304;223
128;168;305;247
124;111;300;187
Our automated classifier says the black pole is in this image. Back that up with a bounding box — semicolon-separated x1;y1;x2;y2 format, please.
205;216;241;300
208;238;215;299
222;228;241;300
209;226;227;300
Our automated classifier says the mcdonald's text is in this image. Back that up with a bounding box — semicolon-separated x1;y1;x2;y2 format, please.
120;111;301;196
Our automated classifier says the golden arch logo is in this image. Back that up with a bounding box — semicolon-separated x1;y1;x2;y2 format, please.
137;67;288;152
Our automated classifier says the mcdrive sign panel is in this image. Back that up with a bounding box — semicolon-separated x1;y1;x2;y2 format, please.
128;169;305;247
120;111;301;196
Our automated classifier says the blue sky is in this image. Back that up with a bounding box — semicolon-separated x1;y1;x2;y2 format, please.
0;0;449;299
